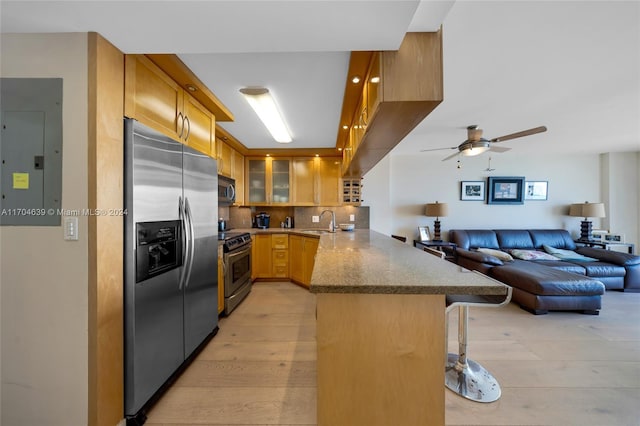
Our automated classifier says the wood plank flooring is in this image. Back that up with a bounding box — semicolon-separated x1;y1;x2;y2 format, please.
145;282;640;426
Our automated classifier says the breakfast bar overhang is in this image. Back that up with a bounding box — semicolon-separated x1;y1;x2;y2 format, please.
309;230;510;426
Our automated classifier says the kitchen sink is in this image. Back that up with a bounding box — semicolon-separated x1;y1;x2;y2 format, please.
301;229;330;235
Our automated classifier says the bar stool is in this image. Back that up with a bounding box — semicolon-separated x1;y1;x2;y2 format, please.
421;247;512;402
445;276;512;403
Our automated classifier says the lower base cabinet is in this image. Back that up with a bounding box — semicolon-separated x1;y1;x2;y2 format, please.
289;235;320;287
250;233;319;287
253;234;272;279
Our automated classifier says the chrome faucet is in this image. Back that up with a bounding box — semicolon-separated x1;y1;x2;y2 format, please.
320;209;337;233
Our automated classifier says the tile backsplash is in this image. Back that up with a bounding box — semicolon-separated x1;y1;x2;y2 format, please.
221;205;369;230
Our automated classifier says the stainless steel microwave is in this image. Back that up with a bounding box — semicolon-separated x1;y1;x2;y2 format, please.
218;175;236;206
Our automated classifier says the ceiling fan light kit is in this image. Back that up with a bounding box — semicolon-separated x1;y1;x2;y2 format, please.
423;124;547;162
460;140;490;156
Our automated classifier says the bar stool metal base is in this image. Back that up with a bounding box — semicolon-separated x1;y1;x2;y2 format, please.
445;353;501;403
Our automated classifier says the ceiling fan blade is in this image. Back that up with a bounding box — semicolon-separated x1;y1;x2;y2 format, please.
420;146;457;152
488;146;511;153
441;151;460;161
490;126;547;143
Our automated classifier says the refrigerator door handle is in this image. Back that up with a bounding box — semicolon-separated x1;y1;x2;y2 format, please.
183;197;196;287
178;196;190;290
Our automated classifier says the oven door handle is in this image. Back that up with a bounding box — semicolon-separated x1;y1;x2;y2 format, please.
183;197;196;288
226;244;251;261
178;196;190;290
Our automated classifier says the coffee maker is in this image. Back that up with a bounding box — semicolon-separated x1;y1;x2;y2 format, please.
254;212;270;229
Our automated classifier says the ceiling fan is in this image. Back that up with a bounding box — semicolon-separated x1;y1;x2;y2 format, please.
421;125;547;161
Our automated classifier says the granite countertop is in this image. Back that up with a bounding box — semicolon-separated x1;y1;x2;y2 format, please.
308;229;509;296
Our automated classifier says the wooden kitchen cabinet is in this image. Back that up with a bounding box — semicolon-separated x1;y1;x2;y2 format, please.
271;233;289;278
252;234;272;279
341;32;443;177
217;138;233;177
246;157;291;205
232;149;245;205
292;157;342;206
292;158;316;205
317;157;342;206
124;54;215;157
289;235;319;287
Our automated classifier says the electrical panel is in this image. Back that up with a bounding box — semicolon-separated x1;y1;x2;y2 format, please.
1;78;63;226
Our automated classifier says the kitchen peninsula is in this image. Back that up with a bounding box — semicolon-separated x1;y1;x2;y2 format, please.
309;230;509;426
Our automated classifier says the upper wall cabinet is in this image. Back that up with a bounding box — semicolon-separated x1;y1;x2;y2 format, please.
216;137;245;205
292;157;342;206
124;54;215;157
246;157;291;205
340;32;443;177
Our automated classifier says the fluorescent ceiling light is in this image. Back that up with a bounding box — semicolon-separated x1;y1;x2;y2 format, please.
239;88;292;143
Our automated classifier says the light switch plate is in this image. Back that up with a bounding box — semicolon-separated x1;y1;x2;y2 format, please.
312;215;319;223
64;216;78;241
350;214;355;221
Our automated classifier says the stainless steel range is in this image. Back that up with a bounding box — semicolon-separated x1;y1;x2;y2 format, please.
219;231;252;314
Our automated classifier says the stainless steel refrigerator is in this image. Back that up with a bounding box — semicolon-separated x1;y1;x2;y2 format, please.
123;118;218;422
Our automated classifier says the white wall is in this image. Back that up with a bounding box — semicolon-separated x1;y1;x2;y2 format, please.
364;150;639;246
1;33;89;426
361;154;392;236
601;152;640;246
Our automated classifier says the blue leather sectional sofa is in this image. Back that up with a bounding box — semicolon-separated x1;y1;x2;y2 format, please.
449;229;640;315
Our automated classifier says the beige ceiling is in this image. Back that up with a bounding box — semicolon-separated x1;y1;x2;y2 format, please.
2;1;638;162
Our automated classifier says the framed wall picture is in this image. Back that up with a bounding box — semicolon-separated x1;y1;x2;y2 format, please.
460;181;485;201
418;226;431;241
604;233;624;243
524;181;548;200
591;229;608;242
487;176;525;204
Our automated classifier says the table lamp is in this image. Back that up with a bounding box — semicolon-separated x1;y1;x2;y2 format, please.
425;201;449;241
569;201;605;241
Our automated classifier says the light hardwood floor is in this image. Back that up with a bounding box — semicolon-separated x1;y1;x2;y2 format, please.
146;282;640;426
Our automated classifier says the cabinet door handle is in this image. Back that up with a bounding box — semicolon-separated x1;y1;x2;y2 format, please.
177;112;185;138
184;116;191;141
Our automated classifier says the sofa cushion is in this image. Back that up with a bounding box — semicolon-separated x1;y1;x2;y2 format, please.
529;229;577;250
509;249;560;261
535;260;587;275
450;230;500;250
477;248;514;261
542;245;598;262
490;260;605;296
494;230;535;250
576;247;640;266
576;262;626;278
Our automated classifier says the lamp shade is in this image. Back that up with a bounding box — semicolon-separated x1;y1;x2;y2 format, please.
569;202;605;219
425;202;449;217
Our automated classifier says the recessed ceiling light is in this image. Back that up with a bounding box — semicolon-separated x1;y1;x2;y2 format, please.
186;84;197;92
342;125;348;130
352;76;361;84
370;76;380;84
338;148;343;151
239;88;292;143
